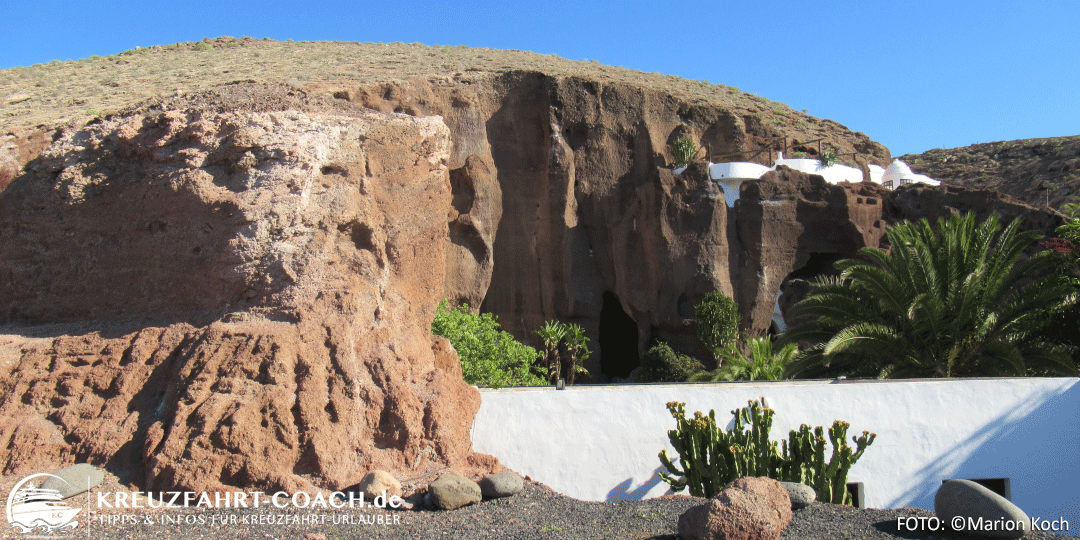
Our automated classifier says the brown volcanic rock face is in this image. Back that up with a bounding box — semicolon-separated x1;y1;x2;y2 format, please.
315;72;1063;377
321;73;893;375
0;103;488;492
4;51;1062;390
734;167;890;337
0;129;53;193
3;51;896;379
595;161;733;362
445;154;502;309
884;182;1065;234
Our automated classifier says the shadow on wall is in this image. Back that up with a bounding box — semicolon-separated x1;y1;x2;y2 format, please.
607;465;667;502
890;382;1080;533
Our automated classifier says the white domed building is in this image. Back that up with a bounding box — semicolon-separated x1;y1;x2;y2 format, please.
880;159;940;189
672;153;942;202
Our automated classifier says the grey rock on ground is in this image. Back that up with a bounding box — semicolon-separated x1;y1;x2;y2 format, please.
935;479;1028;538
479;471;524;499
428;472;482;510
779;481;816;510
41;463;105;499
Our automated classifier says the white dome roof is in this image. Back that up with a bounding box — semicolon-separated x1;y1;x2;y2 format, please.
882;160;940;187
882;160;915;185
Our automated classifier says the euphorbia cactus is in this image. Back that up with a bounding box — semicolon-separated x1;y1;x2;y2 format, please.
659;398;876;504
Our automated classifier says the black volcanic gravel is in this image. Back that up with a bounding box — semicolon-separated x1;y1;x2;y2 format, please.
77;481;1072;540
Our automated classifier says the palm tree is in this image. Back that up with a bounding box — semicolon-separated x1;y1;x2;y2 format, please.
689;337;797;381
535;320;591;385
782;212;1078;378
536;320;567;384
563;323;592;385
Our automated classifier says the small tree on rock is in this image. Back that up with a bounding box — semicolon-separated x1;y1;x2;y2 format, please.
695;291;742;364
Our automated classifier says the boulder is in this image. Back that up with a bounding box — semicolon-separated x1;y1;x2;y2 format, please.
428;472;482;510
779;481;816;510
357;470;402;499
41;464;105;499
678;477;792;540
935;479;1029;538
478;471;523;499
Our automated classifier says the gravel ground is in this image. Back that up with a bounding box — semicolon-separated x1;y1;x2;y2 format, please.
56;481;1073;540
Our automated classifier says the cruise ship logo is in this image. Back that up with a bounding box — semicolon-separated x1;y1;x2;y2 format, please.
5;473;81;534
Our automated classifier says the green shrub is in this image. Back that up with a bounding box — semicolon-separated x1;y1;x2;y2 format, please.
637;342;704;382
694;292;741;363
431;300;546;388
659;399;876;503
670;136;698;169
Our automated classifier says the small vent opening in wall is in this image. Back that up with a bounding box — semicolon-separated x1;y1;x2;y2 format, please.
943;478;1012;500
846;482;865;508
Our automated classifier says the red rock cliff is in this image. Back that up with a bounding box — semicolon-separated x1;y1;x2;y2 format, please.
0;101;485;492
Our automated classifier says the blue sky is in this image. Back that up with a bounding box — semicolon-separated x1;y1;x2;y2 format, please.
2;0;1077;156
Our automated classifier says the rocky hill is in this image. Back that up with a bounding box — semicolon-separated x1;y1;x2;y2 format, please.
899;135;1080;211
0;39;1061;494
1;37;891;190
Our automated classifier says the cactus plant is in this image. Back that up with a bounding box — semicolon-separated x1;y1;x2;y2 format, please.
670;136;698;169
818;146;839;167
659;399;780;497
659;398;876;503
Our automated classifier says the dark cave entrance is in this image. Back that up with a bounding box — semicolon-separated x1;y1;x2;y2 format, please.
788;252;844;281
775;252;846;337
599;291;639;379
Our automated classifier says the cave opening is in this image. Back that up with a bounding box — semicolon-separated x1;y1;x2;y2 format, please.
599;291;640;379
776;252;845;337
788;252;844;281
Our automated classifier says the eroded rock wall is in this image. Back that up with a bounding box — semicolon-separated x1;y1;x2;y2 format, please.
326;73;895;375
0;106;487;492
3;73;1060;387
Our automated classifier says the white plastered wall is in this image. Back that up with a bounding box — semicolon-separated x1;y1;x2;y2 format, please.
472;378;1080;532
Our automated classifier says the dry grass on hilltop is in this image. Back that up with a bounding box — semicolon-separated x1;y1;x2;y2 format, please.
1;36;847;139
